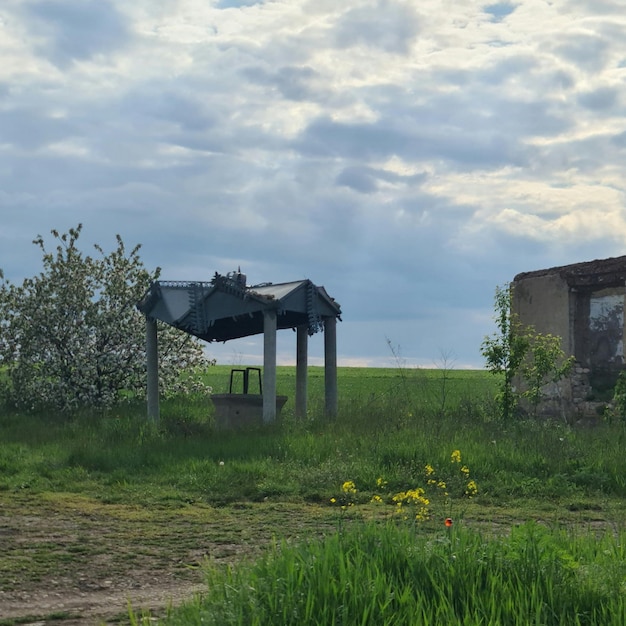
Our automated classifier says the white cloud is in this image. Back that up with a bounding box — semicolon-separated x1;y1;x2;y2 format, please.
334;0;421;55
2;0;626;368
489;205;626;244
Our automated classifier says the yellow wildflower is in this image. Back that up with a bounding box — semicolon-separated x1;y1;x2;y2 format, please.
342;480;357;494
424;464;435;476
376;477;388;489
392;488;430;521
460;465;470;476
451;450;461;463
465;480;478;497
415;507;430;521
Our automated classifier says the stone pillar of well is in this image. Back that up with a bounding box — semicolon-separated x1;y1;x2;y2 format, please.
324;316;338;417
296;325;308;418
263;309;278;423
146;317;160;424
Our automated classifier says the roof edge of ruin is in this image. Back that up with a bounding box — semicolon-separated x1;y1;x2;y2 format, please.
513;254;626;284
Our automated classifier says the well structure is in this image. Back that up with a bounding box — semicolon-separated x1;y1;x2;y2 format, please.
137;269;342;424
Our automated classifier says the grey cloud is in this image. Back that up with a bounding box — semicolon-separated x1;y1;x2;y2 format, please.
22;0;130;67
84;72;297;157
334;1;420;54
443;59;575;94
543;69;576;91
327;217;497;321
336;166;379;193
240;65;322;101
577;86;619;111
295;75;571;167
336;165;427;193
296;117;405;159
550;33;610;73
475;54;536;85
7;77;240;161
364;71;571;139
0;136;262;201
118;90;217;133
377;169;427;186
160;118;288;156
486;98;571;137
216;0;265;8
0;108;75;149
529;129;626;177
464;52;576;100
611;131;626;148
297;116;527;169
564;0;624;12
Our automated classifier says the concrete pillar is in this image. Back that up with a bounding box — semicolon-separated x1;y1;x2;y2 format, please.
296;325;308;418
146;317;160;424
324;316;338;417
263;309;277;423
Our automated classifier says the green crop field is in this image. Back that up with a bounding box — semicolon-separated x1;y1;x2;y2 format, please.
204;364;497;418
2;366;626;625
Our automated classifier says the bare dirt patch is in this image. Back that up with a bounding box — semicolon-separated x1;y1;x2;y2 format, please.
3;490;618;625
1;579;206;625
0;492;334;625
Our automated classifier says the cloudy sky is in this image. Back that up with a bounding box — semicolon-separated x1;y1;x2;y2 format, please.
2;0;626;369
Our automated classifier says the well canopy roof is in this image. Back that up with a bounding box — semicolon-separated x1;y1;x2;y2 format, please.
137;270;342;342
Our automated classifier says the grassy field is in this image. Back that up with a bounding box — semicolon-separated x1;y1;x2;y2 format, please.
204;364;495;417
2;366;626;624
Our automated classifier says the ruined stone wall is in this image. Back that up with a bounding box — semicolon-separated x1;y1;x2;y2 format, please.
512;273;572;353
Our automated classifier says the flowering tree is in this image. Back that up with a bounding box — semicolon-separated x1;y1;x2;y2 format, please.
0;225;213;413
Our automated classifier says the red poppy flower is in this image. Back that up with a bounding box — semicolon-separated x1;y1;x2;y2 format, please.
444;518;453;527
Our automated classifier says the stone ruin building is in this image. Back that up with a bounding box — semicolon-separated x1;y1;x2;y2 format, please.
512;255;626;419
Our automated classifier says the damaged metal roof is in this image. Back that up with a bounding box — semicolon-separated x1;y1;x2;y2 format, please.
137;270;342;342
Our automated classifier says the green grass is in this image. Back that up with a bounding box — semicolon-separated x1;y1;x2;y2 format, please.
150;521;626;626
0;366;500;507
1;367;626;509
2;365;626;624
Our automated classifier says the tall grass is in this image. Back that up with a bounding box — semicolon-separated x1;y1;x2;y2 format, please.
149;521;626;626
2;367;626;506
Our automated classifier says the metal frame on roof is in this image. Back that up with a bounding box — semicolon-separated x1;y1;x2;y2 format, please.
137;270;341;343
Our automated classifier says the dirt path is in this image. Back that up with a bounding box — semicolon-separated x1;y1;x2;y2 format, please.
1;579;206;625
0;492;334;625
